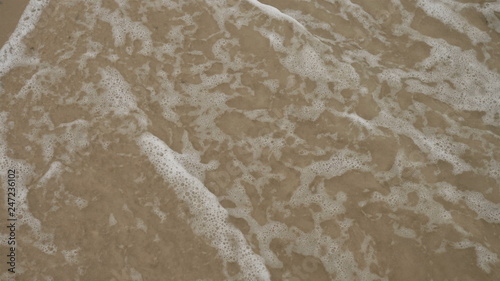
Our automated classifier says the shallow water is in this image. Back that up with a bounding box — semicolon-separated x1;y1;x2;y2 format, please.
0;0;499;280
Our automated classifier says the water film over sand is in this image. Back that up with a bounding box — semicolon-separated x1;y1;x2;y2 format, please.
0;0;500;280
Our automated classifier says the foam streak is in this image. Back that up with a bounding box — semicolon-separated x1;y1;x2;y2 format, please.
137;132;271;281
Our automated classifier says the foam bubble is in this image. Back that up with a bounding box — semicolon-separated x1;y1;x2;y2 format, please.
61;248;80;264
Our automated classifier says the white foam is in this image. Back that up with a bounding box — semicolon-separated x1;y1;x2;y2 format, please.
245;0;312;37
371;182;457;228
437;182;500;224
256;222;289;268
308;149;369;179
97;6;153;55
477;1;500;33
393;224;417;239
98;67;138;116
35;161;62;188
0;0;49;77
136;218;148;232
129;267;144;281
373;111;472;174
464;191;500;224
137;132;270;281
109;213;118;226
61;248;80;264
56;119;90;154
416;0;490;44
453;240;499;273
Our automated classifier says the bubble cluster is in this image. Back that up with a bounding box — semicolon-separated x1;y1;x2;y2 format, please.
61;248;80;264
97;5;153;55
97;67;138;116
309;149;368;179
416;0;490;45
0;0;48;76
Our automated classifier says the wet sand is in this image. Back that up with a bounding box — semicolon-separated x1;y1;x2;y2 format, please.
1;0;499;281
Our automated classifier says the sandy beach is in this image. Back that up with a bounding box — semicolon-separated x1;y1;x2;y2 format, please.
1;0;499;280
